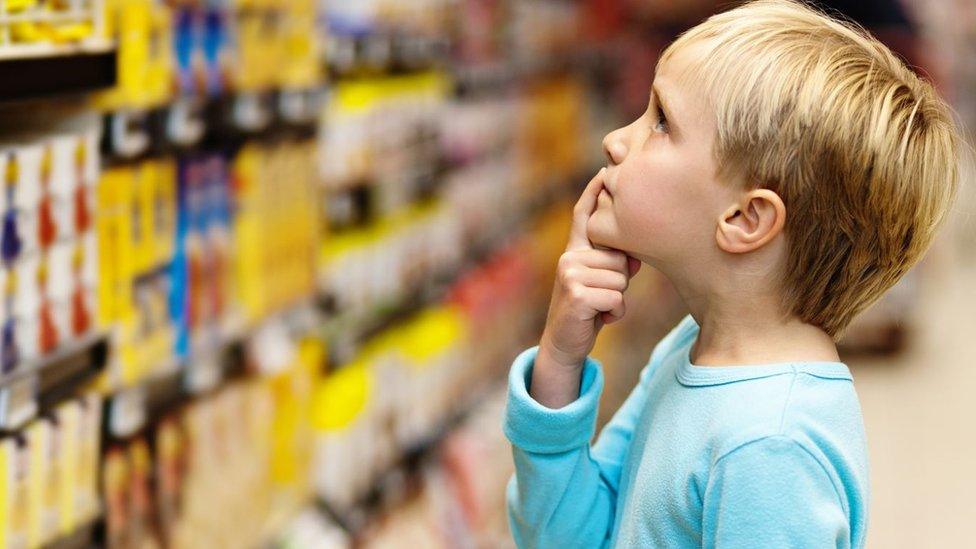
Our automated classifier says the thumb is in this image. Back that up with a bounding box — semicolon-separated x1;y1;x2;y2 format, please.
566;168;606;251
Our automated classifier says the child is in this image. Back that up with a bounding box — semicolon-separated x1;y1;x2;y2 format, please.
503;1;959;547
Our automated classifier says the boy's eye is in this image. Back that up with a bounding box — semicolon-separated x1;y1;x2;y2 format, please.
653;105;669;133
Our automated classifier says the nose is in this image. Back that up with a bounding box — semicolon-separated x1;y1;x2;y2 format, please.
602;129;629;166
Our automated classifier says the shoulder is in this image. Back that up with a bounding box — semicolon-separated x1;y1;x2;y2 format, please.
713;435;829;472
708;435;845;507
702;435;850;539
702;433;868;548
707;363;867;459
707;402;869;520
703;368;869;487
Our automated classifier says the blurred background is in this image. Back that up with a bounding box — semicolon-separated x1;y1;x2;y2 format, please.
0;0;971;547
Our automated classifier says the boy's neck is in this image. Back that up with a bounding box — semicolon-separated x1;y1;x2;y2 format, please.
682;294;840;367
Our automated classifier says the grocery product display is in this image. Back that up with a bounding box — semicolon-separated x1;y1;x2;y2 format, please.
0;393;102;548
0;0;105;51
0;0;969;547
0;0;624;546
1;128;100;371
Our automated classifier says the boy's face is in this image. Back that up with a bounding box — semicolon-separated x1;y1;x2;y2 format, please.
587;50;737;273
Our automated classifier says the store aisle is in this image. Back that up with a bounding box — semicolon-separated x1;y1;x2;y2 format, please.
849;233;976;547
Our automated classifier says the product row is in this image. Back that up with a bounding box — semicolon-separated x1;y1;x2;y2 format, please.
0;130;101;372
0;200;568;547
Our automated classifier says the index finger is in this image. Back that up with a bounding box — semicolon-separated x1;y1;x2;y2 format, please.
566;168;606;251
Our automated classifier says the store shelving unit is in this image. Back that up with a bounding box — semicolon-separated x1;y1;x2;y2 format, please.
0;332;108;431
0;0;617;545
105;302;319;440
0;0;115;102
0;46;115;101
317;380;497;535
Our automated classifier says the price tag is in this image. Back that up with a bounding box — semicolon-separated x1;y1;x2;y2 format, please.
186;354;221;394
279;90;316;124
109;386;146;438
233;93;271;132
0;373;39;430
166;97;206;146
364;35;392;69
328;35;357;74
109;111;150;159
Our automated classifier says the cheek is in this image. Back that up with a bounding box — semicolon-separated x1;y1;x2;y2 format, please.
614;158;696;237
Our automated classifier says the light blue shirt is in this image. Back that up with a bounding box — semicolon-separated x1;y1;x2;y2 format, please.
504;315;869;548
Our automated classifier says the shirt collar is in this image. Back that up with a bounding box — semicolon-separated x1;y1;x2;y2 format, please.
674;325;853;387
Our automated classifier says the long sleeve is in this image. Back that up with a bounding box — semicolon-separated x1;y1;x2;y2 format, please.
502;314;706;549
502;316;697;548
702;435;852;549
503;347;653;548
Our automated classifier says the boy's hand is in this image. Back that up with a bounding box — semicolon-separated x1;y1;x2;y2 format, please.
539;168;642;371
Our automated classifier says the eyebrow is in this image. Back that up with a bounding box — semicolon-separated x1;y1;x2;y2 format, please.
652;83;678;135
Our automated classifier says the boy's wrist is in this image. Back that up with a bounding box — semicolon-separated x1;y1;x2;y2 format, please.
531;343;586;409
538;334;585;372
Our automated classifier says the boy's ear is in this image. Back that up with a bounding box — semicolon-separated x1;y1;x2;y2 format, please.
715;189;786;254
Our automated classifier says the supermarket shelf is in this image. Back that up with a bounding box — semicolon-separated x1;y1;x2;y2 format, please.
318;172;582;368
0;44;116;102
452;50;601;97
41;519;99;549
104;333;246;440
103;89;321;161
317;380;500;538
318;267;456;368
105;303;319;439
327;30;448;78
0;40;113;61
0;333;108;431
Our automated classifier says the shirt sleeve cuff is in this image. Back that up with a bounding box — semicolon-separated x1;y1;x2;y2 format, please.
503;346;604;454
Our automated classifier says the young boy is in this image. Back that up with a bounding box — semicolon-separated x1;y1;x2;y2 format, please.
504;1;960;547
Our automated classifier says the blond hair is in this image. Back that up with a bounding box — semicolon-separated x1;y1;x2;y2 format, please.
661;0;960;338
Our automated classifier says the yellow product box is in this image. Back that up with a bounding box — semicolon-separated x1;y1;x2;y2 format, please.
101;313;140;388
311;355;376;507
0;437;29;549
25;420;55;547
268;338;321;490
152;158;177;265
282;143;317;300
132;162;155;275
96;167;138;327
312;359;371;434
233;11;281;92
94;169;119;329
232;143;265;321
53;402;81;536
77;395;102;524
98;0;174;109
279;0;321;90
400;307;465;371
